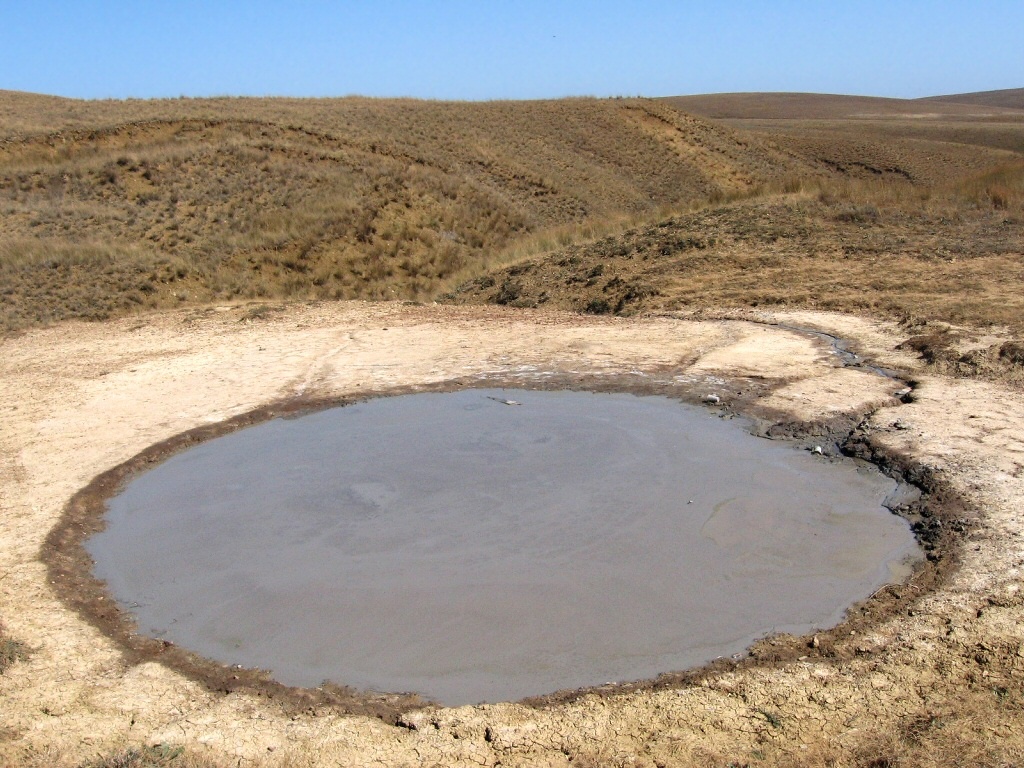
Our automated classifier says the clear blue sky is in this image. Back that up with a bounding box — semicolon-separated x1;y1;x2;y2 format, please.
2;1;1021;101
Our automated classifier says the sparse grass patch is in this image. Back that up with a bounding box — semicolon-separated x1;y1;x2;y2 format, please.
954;160;1024;210
78;744;230;768
0;624;28;673
0;237;192;329
81;745;183;768
237;302;287;323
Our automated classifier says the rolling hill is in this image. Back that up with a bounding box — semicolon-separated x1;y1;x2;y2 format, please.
920;87;1024;110
1;89;1021;342
1;92;827;327
661;91;1024;120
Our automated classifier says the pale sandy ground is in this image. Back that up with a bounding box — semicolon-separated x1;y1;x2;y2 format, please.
1;302;1022;767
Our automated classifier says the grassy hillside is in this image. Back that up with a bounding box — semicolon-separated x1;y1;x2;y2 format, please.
1;90;1022;346
447;180;1024;323
1;93;824;328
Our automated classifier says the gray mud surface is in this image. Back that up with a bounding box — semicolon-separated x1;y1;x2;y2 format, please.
85;389;918;706
12;306;997;765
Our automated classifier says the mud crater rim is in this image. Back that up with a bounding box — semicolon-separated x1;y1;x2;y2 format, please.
43;371;968;722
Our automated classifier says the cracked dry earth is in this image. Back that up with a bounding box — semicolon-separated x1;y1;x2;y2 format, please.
2;301;1023;767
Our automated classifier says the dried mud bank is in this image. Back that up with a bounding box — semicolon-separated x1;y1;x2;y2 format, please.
2;302;1023;767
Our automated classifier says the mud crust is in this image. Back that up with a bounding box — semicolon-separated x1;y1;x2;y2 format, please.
41;370;969;725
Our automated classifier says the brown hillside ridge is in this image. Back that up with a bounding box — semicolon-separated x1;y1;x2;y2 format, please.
2;91;1022;331
663;90;1024;170
662;90;1024;120
920;87;1024;111
1;94;828;328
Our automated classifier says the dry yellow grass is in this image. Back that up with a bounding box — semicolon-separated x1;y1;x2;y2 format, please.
0;93;830;328
0;623;27;675
4;90;1021;332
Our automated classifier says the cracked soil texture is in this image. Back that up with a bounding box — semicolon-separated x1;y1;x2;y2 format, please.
1;302;1023;767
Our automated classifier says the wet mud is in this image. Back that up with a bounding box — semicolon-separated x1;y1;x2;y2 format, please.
41;368;971;723
85;389;917;707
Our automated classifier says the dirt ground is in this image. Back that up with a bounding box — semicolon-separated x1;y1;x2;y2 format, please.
2;301;1023;767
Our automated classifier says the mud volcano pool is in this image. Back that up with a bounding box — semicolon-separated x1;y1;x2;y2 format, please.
86;389;919;706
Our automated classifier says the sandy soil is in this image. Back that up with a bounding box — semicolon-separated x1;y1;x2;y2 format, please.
2;301;1023;767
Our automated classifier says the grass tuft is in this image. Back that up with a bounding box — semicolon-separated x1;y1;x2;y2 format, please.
0;623;28;673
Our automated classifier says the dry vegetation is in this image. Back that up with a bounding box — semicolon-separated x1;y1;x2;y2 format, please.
0;623;27;675
447;166;1024;381
0;92;821;328
4;89;1020;338
440;95;1024;384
